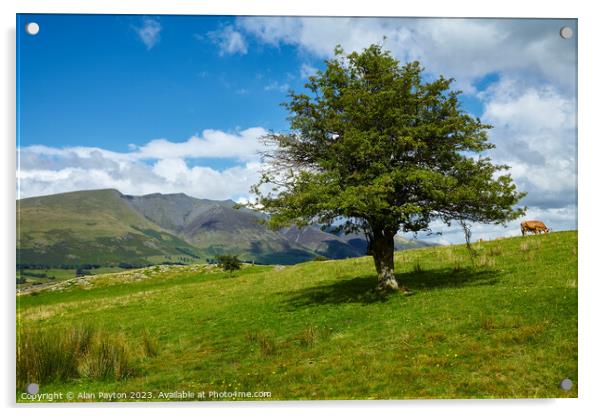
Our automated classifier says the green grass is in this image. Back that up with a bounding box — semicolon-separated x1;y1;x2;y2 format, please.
16;231;577;401
17;326;134;389
17;189;203;267
17;267;129;289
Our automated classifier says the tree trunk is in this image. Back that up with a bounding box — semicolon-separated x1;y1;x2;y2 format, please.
370;228;399;291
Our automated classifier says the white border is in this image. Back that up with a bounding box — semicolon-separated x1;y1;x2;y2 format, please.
2;1;601;415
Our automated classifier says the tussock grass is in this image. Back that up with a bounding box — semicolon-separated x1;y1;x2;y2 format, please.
480;316;496;330
257;334;277;357
244;329;259;343
141;329;159;358
296;325;333;347
79;335;132;380
488;246;503;256
476;255;496;268
17;326;92;388
300;326;318;347
17;326;135;389
245;330;277;356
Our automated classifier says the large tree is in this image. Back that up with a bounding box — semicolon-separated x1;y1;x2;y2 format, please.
250;44;526;291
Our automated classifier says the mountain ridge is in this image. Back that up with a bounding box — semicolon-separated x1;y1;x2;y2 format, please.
17;188;435;267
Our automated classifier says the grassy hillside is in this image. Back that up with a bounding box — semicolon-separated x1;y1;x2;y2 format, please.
17;190;347;267
279;226;364;259
17;189;204;267
124;192;319;264
179;204;316;264
124;192;230;233
16;231;577;401
18;189;438;268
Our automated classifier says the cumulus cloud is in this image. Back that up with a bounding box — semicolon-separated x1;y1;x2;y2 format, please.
135;127;268;162
135;18;162;50
480;76;577;210
236;17;577;93
208;25;248;56
404;76;577;244
20;127;268;165
17;128;269;201
17;161;263;202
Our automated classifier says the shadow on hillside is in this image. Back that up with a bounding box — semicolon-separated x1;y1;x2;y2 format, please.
284;267;500;307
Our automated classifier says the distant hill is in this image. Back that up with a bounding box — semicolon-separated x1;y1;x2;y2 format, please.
16;189;203;267
279;226;364;259
17;189;436;267
124;192;316;264
325;228;436;252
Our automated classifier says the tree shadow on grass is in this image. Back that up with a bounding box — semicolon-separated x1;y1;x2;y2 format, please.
283;267;500;307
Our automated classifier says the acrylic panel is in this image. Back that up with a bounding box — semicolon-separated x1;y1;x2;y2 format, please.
16;14;577;402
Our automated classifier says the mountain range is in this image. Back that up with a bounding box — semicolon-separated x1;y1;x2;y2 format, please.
17;189;434;267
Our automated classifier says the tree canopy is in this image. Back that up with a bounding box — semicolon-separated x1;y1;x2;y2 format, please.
250;44;526;290
215;255;242;274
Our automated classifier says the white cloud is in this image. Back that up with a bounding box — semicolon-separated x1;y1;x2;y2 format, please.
480;76;576;210
17;128;270;201
152;158;189;182
404;76;577;245
208;25;248;56
410;204;577;245
17;162;264;203
18;127;269;165
136;127;268;162
264;81;290;93
237;17;577;94
136;18;162;50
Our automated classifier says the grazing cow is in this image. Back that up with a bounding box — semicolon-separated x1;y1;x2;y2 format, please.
521;220;550;236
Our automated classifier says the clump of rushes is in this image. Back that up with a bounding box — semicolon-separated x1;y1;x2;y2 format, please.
257;334;277;357
17;326;134;389
476;256;496;269
489;246;503;256
300;326;318;347
141;329;159;358
79;335;132;380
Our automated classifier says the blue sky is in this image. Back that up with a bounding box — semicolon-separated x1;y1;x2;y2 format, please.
18;15;304;162
17;15;500;155
16;14;577;243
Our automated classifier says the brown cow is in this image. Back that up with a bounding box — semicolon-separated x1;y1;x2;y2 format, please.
521;220;550;236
